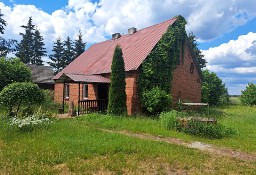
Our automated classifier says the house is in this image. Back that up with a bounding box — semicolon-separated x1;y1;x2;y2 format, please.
53;17;202;115
27;64;55;90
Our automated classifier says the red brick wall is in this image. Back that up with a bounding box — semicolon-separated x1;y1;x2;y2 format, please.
171;46;201;103
54;83;97;105
125;71;140;115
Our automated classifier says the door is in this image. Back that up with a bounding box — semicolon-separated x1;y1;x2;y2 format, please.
98;84;109;100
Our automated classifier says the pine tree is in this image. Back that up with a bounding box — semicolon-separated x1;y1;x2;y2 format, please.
48;38;65;74
74;30;86;58
0;11;16;57
63;36;75;66
108;45;127;115
16;17;35;64
31;29;46;65
0;12;7;34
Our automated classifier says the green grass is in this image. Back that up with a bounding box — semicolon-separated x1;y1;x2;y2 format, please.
80;106;256;153
229;96;241;105
0;106;256;174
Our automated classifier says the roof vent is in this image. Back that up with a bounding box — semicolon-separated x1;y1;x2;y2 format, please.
112;33;121;39
128;27;137;34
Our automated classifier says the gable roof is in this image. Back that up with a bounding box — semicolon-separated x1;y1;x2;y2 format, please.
53;17;177;80
27;64;54;84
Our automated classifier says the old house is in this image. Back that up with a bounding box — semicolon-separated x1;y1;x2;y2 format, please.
53;17;202;115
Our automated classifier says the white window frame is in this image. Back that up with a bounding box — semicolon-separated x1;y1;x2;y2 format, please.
83;84;88;99
64;84;70;99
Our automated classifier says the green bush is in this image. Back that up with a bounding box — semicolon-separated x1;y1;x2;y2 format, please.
0;57;31;91
141;87;172;115
159;110;178;130
0;82;44;116
183;121;236;139
240;83;256;105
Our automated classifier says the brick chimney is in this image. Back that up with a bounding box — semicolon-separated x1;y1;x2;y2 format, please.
128;27;137;34
112;33;121;39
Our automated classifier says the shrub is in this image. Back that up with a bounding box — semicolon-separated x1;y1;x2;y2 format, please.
0;57;31;91
141;87;172;115
108;45;127;115
159;110;178;130
0;82;44;116
183;121;236;139
240;83;256;105
10;107;52;132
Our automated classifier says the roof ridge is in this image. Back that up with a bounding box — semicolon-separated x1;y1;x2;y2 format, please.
93;17;176;45
128;17;176;35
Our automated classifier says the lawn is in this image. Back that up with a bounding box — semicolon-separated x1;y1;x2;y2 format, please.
0;105;256;174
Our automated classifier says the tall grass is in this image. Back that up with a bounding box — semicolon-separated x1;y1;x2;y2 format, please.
80;106;256;153
0;118;255;174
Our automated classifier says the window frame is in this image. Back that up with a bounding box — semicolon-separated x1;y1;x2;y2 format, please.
83;84;89;100
64;84;70;99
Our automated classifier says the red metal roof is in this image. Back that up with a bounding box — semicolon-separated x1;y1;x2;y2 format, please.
56;73;110;83
53;17;176;80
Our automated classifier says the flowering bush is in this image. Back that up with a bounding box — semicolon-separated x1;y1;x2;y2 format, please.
10;107;52;131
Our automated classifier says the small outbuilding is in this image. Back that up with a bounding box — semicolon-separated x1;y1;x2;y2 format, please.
27;64;55;90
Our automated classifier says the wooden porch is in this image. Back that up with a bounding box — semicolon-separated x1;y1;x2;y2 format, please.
78;99;108;115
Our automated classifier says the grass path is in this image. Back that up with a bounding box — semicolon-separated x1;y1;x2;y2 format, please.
102;129;256;162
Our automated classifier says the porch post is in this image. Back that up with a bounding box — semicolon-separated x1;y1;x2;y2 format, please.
78;82;81;116
62;80;66;113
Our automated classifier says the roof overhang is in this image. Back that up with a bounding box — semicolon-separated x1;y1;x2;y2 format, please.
54;73;110;84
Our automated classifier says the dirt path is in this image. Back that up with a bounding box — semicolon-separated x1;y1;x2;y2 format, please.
102;129;256;162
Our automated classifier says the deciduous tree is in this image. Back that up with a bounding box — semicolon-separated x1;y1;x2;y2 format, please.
240;83;256;105
0;57;31;91
201;70;228;105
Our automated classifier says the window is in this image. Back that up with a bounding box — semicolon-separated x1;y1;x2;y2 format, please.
190;63;194;74
83;84;88;99
64;84;70;98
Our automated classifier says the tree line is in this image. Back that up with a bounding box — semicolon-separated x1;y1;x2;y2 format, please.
0;14;86;74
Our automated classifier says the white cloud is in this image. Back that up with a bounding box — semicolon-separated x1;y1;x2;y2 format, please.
1;0;256;94
203;32;256;94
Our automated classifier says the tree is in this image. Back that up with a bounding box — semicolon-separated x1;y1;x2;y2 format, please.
0;57;31;91
0;82;44;116
31;29;46;65
108;45;127;115
240;83;256;105
0;12;7;34
16;17;35;64
63;36;75;66
187;32;206;69
201;70;229;105
48;38;65;74
74;30;86;58
0;12;17;57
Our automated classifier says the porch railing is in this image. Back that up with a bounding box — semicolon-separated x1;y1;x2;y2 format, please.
78;99;108;115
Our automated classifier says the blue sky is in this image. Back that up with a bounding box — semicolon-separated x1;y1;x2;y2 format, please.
1;0;256;95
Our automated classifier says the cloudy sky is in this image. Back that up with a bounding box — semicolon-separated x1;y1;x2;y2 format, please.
1;0;256;95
